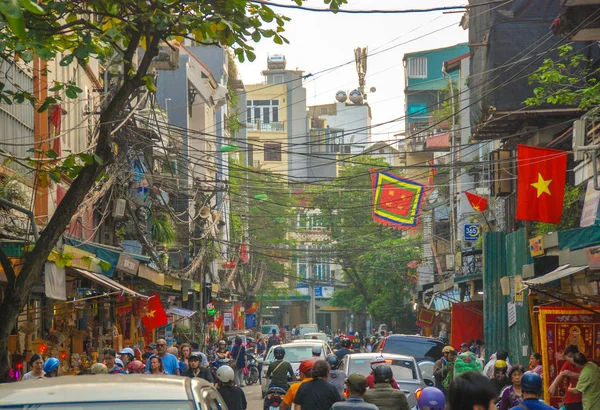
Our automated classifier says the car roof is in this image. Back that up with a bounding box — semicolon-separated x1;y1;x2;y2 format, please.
0;375;210;405
304;332;327;336
346;352;416;362
384;334;443;343
291;339;326;344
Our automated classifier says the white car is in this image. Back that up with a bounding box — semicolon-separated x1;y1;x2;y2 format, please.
0;374;226;409
260;341;332;396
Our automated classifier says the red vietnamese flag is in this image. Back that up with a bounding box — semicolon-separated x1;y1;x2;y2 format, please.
464;191;488;212
141;293;168;331
516;145;567;224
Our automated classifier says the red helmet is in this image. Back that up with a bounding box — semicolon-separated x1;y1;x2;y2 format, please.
127;360;145;373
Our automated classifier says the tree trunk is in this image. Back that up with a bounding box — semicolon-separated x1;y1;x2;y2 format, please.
0;66;152;381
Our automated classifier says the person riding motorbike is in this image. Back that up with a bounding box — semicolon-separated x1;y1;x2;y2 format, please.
266;346;296;391
216;366;247;410
43;358;61;378
326;355;347;397
366;356;400;390
334;338;353;361
216;340;231;360
280;360;314;410
363;365;410;410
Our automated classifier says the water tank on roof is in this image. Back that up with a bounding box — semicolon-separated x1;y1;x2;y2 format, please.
268;54;286;69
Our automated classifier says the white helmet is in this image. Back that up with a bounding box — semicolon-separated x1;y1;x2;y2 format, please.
370;356;387;370
216;365;235;383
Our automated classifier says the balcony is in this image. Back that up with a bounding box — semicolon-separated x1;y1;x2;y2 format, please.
247;120;285;132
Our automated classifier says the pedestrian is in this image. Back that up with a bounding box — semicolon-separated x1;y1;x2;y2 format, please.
498;364;525;410
231;336;247;387
363;365;410;410
366;356;400;390
460;342;469;354
144;339;180;375
216;366;247;410
510;372;554;410
569;353;600;410
484;349;512;379
21;354;45;381
365;338;373;353
257;336;267;357
179;343;191;373
448;371;497;410
119;347;135;369
291;325;297;337
141;351;153;366
216;339;231;360
491;360;511;396
310;345;322;363
280;360;314;410
266;346;296;391
145;343;158;355
332;373;378;410
326;355;347;398
433;346;456;392
293;360;342;410
529;353;543;377
146;356;166;374
267;329;282;351
352;332;362;351
548;345;582;410
104;348;125;374
183;351;214;383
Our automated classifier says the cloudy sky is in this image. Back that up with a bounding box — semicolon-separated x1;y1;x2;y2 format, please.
237;0;468;141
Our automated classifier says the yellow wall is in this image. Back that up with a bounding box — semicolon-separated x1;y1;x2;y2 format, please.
246;84;289;176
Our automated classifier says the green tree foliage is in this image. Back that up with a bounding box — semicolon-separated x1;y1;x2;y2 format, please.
309;157;422;328
229;160;296;298
0;0;347;381
532;184;584;236
524;45;600;109
431;82;460;125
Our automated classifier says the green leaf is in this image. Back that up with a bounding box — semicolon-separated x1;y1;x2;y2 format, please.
65;88;78;99
93;154;103;165
20;50;34;62
18;0;44;15
79;153;94;165
0;0;26;39
143;75;157;92
59;54;74;67
46;149;58;159
273;35;283;45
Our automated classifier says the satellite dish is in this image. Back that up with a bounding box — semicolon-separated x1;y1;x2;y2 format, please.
370;86;377;93
349;90;363;104
428;189;439;204
335;90;347;103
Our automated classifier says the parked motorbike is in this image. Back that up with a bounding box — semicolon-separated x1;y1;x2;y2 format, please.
263;386;287;410
244;353;259;385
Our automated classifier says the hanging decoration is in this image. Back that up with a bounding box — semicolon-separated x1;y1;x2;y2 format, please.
371;169;424;229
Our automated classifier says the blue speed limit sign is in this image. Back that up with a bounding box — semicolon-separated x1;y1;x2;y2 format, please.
464;224;481;241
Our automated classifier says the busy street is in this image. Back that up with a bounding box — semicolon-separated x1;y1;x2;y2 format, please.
3;0;600;409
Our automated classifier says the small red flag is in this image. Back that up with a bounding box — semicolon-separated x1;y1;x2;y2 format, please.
141;293;168;331
516;145;567;224
464;191;488;212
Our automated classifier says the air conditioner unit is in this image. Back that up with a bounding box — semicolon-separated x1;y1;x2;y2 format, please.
112;199;126;218
573;119;586;161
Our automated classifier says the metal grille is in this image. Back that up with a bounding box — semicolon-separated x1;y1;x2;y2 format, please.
408;57;427;79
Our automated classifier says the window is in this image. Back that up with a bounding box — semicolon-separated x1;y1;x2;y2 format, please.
272;74;284;84
246;100;280;124
264;143;282;161
408;56;427;79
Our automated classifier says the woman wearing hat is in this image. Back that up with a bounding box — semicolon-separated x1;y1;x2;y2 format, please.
21;354;44;380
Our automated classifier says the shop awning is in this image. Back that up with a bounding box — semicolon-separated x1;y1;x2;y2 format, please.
73;268;148;299
525;265;588;286
166;306;196;317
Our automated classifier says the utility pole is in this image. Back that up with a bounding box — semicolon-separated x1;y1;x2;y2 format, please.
309;256;316;324
443;66;457;268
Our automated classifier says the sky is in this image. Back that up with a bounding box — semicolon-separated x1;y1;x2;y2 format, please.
237;0;469;142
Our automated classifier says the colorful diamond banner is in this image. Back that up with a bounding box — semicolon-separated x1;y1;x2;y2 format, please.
371;170;424;229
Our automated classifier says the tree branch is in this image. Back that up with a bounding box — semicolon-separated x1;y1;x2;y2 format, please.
0;248;15;286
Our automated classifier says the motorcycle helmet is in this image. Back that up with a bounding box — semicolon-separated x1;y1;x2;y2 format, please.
521;371;543;393
114;358;124;368
373;364;393;384
127;360;145;374
190;351;202;360
218;340;227;347
370;356;387;371
216;365;235;383
342;338;351;348
312;345;322;356
417;387;446;410
494;360;508;370
442;346;456;354
90;363;108;374
326;355;339;370
273;346;285;360
119;347;135;357
43;357;60;373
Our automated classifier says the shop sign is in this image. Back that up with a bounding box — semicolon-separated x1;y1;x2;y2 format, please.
507;302;517;327
580;178;600;227
223;312;232;327
116;254;139;275
245;313;257;329
464;224;481;241
529;236;545;257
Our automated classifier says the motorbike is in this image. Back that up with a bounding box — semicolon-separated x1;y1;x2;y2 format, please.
244;353;260;386
263;386;287;410
210;357;232;381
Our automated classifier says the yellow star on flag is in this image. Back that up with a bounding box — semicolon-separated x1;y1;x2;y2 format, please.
472;205;480;211
146;309;156;318
531;173;552;197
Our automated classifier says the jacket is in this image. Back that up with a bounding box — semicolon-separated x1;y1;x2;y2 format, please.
183;366;214;383
363;383;410;410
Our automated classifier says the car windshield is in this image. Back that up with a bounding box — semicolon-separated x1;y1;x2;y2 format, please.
381;339;443;362
266;346;315;362
349;358;417;380
2;402;194;410
298;327;318;335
